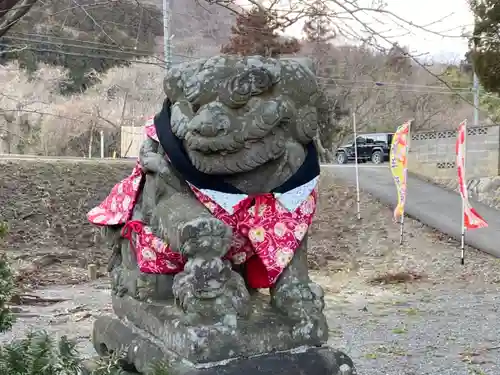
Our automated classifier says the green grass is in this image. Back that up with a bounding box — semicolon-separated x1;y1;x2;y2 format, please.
0;331;81;375
391;326;408;334
0;330;170;374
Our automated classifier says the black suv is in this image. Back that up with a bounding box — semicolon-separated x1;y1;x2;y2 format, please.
335;132;393;165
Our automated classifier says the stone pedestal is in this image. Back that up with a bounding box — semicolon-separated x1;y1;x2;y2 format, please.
90;295;356;375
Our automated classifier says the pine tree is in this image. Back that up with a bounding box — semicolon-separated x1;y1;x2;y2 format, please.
302;9;346;163
303;15;336;44
302;11;336;76
386;43;412;75
221;6;300;57
470;0;500;94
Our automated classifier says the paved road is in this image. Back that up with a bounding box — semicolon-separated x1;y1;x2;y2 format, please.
322;164;500;258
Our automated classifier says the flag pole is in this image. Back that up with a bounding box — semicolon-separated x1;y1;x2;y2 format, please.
461;121;467;265
352;111;361;220
399;213;404;247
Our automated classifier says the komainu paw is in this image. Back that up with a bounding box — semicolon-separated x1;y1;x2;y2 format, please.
179;217;233;258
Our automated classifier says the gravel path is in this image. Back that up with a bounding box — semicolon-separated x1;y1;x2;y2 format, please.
4;275;499;375
313;174;500;375
322;279;500;375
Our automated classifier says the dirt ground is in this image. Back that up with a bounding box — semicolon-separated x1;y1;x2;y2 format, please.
0;159;133;288
1;159;500;375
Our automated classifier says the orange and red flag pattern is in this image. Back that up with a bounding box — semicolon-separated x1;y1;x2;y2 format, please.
456;120;488;230
390;121;410;222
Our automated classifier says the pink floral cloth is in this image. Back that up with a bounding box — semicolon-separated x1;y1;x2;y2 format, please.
87;121;317;288
189;187;316;288
121;220;185;273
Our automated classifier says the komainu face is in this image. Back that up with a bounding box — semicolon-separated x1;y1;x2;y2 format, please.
164;55;320;175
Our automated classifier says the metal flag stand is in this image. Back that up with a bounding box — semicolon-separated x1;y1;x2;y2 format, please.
399;211;405;247
352;111;361;220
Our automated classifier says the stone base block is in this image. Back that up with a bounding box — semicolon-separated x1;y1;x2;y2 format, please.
91;316;356;375
181;346;356;375
108;294;327;363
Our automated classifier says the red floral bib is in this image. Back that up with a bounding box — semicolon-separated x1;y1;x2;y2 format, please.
88;121;318;288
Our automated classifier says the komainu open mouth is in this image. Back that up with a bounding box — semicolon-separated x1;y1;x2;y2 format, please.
184;131;246;154
186;129;286;175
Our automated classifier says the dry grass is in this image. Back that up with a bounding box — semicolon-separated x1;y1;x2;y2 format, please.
314;171;500;289
367;271;425;285
0;159;132;288
0;61;164;156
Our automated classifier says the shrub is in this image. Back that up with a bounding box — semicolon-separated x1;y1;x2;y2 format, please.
0;222;13;333
0;223;85;374
0;331;81;375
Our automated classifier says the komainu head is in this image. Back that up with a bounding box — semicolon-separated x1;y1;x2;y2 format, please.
164;55;320;175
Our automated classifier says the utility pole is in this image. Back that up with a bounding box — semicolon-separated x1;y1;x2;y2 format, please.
473;70;480;127
162;0;172;69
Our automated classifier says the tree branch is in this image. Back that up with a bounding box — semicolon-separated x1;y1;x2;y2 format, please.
0;0;38;39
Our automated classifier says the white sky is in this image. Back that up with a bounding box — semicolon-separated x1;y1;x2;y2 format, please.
383;0;474;61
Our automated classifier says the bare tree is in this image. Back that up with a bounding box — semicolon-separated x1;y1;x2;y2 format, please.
202;0;477;110
201;0;461;44
221;5;300;56
306;42;470;160
0;0;38;38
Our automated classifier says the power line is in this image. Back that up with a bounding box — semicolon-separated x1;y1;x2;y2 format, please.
316;76;474;91
2;35;223;63
324;83;500;101
4;35;162;58
0;88;489;126
3;37;497;110
7;32;157;53
5;33;479;92
1;35;479;91
0;41;203;66
1;44;489;99
320;82;500;98
0;43;168;66
336;87;471;95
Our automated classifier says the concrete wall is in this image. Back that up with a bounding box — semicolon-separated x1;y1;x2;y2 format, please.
408;125;500;179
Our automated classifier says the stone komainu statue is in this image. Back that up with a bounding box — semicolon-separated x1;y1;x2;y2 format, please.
87;55;355;375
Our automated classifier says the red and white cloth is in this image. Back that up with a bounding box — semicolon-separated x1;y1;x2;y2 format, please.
456;120;488;230
88;120;318;288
